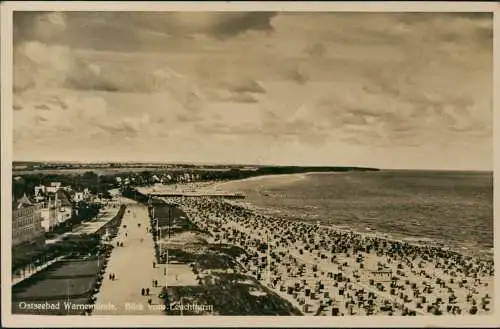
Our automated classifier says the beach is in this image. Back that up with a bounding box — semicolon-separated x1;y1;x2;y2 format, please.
141;170;494;316
172;197;493;316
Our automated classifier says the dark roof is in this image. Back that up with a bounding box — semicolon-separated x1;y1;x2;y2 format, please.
56;190;72;207
13;193;33;210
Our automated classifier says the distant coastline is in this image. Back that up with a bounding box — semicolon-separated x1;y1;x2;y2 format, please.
12;162;380;180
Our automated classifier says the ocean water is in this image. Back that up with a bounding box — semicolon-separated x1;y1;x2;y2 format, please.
220;170;494;255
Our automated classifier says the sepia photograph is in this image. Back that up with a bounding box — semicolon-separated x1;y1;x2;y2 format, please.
1;1;498;328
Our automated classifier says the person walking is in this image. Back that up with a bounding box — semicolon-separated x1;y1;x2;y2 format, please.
146;288;150;296
153;261;156;268
141;288;145;296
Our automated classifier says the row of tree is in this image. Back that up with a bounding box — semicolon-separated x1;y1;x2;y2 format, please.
128;165;380;187
12;234;102;275
12;171;115;200
45;201;102;238
13;205;127;276
195;166;379;182
12;165;380;200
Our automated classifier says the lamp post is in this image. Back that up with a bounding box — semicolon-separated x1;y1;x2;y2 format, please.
166;204;172;289
267;231;271;287
66;279;71;315
165;248;169;289
158;226;168;290
180;296;183;316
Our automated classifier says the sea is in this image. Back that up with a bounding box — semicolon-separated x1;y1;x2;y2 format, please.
219;170;494;257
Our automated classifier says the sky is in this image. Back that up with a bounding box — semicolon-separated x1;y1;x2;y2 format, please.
12;11;493;170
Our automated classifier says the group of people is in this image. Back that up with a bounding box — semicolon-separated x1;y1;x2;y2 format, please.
176;197;494;316
108;273;116;281
141;287;154;305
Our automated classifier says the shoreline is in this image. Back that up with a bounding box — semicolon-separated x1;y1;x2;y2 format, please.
172;196;494;316
140;177;493;261
142;172;328;194
214;173;309;189
221;198;493;261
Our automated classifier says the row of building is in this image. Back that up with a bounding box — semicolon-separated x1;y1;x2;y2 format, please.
12;182;98;248
116;172;202;186
12;172;202;249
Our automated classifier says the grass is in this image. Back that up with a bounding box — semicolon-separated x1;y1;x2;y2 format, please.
164;273;302;315
153;203;204;235
13;277;96;300
38;258;104;279
150;200;303;315
12;245;113;315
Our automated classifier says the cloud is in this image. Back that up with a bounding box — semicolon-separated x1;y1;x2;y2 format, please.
125;12;277;38
305;42;327;57
287;65;309;85
14;12;67;45
208;89;259;103
14;12;278;52
225;79;266;94
12;11;493;169
13;89;169;147
14;41;74;91
208;12;276;38
194;122;260;136
96;117;145;138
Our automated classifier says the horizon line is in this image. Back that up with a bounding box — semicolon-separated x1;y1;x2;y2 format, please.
10;160;493;173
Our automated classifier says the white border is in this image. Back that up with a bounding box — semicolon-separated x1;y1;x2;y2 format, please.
1;1;499;327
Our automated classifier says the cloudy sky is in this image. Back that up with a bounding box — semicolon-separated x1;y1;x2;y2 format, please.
12;11;493;170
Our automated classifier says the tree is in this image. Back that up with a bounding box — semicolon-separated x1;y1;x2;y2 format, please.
81;171;100;193
139;171;153;186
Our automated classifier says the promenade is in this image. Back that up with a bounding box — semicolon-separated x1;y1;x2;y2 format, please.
92;198;165;315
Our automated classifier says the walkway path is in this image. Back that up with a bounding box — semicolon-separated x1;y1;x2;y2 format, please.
92;198;166;315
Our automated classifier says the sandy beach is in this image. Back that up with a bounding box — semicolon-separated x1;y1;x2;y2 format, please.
138;173;309;196
165;195;494;317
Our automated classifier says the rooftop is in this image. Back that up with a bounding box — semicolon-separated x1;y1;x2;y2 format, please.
13;193;34;210
56;190;73;207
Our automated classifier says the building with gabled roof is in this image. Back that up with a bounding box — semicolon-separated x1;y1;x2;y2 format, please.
55;190;72;224
12;193;45;247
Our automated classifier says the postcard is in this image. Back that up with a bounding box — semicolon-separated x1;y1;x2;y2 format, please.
1;1;498;327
